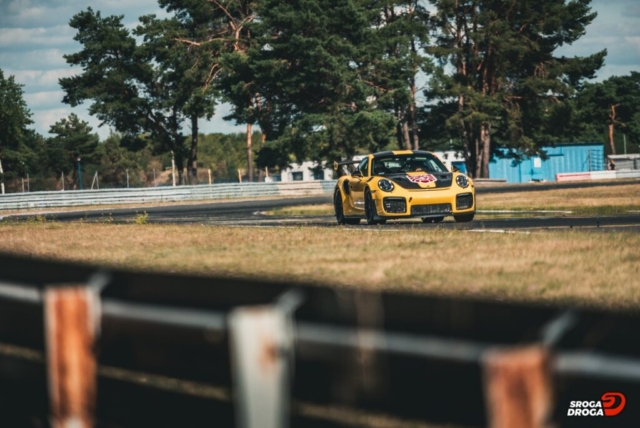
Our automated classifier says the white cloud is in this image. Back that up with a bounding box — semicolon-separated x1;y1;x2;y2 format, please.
0;0;159;28
0;48;70;71
32;107;73;134
24;90;65;108
6;68;79;89
0;25;77;48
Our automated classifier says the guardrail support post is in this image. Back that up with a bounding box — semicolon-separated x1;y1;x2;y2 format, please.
483;346;552;428
229;291;302;428
44;285;100;428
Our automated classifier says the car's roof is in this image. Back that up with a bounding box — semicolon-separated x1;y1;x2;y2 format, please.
371;150;434;159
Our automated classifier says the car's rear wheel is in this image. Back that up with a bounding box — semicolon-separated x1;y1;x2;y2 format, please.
335;188;360;225
365;189;383;225
422;216;444;224
454;213;475;223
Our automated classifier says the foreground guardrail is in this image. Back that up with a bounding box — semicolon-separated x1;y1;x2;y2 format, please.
1;253;639;427
0;181;338;211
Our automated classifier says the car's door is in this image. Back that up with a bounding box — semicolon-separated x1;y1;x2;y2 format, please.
349;158;369;211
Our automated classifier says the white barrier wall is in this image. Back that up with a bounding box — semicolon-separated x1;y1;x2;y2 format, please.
556;170;640;182
0;180;338;211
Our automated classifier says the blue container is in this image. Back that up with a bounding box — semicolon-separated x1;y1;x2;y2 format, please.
488;143;604;183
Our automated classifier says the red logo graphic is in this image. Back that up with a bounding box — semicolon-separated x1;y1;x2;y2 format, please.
407;174;437;184
602;392;626;416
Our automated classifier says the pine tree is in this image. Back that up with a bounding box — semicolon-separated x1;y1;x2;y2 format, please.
45;113;99;189
0;69;34;191
426;0;605;177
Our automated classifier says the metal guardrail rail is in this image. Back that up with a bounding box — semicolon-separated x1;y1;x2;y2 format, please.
0;253;639;427
0;181;338;211
2;176;639;212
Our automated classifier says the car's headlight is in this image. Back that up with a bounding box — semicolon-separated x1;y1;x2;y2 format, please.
378;179;394;192
456;175;469;188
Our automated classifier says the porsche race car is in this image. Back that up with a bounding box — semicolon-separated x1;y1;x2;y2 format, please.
333;150;475;225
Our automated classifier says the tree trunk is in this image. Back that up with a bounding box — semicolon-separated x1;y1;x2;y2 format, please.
188;115;199;185
402;121;411;150
608;105;617;155
175;153;184;186
409;82;419;150
479;122;491;178
608;123;616;155
394;108;405;149
473;131;481;178
246;123;254;182
0;157;4;194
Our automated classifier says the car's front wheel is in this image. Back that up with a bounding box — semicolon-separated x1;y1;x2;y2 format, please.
454;213;475;223
365;189;383;225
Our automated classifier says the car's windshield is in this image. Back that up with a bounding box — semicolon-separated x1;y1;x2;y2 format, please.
372;154;448;176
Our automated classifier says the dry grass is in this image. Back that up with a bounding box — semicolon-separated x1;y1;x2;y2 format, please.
1;221;639;310
479;182;640;215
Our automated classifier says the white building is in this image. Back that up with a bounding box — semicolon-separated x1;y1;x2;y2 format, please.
433;151;469;174
278;161;334;182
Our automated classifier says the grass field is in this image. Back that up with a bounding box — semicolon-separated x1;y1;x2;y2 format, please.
1;181;639;310
0;220;639;310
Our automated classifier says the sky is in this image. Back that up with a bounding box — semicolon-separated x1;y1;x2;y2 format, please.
1;0;639;141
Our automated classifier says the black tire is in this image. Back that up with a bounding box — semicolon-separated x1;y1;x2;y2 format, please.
422;216;444;224
365;189;382;225
454;213;475;223
334;188;347;225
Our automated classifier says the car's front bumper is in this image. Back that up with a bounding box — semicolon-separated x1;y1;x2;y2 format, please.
372;190;475;218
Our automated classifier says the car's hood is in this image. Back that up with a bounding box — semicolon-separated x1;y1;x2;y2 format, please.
382;172;453;189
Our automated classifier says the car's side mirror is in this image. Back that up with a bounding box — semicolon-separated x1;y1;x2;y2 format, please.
452;166;460;173
352;170;363;178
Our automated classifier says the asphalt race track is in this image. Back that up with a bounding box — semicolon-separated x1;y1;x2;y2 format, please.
3;180;640;232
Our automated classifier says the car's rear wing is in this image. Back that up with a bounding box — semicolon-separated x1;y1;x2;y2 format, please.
333;159;360;171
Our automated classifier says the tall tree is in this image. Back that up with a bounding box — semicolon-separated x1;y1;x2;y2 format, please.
45;113;99;189
157;0;261;181
574;72;640;154
0;70;34;193
244;0;397;169
426;0;605;177
373;0;431;150
60;8;193;184
136;5;218;184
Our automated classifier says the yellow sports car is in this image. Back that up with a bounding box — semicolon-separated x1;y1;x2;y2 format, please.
333;150;475;225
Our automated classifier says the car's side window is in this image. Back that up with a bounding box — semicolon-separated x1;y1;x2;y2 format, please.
359;158;369;177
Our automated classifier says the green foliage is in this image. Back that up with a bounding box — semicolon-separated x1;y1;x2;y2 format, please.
237;0;401;168
59;7;207;183
573;72;640;154
135;211;149;225
45;113;99;188
424;0;605;177
95;133;151;188
0;69;34;177
199;132;262;181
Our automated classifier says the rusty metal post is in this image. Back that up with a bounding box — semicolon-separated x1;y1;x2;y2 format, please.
44;285;100;428
483;345;552;428
229;290;302;428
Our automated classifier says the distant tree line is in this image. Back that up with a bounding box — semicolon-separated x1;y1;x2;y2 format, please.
1;0;640;189
0;70;264;191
